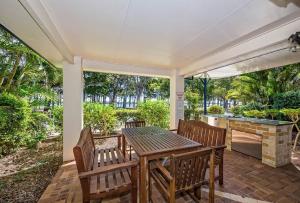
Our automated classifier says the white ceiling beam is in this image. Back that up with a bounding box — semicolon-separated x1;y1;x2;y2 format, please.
83;59;172;78
18;0;73;63
180;11;300;77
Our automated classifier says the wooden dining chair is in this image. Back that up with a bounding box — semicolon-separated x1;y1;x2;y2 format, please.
125;120;146;128
150;148;215;203
124;120;146;160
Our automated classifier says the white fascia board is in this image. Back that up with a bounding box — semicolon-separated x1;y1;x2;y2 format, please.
83;59;172;78
180;12;300;77
19;0;73;63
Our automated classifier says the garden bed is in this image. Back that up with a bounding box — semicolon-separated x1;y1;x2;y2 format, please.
0;136;63;202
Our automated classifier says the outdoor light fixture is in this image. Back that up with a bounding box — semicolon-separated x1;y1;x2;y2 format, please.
288;32;300;52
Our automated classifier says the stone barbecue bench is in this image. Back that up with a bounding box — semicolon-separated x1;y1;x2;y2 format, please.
202;115;293;168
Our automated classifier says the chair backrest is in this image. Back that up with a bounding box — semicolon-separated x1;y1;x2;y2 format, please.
170;148;212;191
125;120;146;128
73;127;95;173
177;119;194;139
191;121;226;147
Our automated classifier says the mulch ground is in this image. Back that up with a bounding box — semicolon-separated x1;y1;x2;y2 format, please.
0;137;63;203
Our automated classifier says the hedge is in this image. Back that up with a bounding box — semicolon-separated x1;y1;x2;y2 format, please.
137;100;170;129
272;90;300;109
84;103;117;136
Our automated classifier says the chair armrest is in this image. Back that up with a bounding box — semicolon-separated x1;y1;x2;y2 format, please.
169;129;177;132
92;134;122;139
152;160;173;181
79;160;138;179
211;145;227;151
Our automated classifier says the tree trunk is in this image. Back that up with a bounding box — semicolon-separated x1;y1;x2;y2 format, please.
123;96;126;108
3;53;21;91
111;92;117;105
0;55;14;87
129;96;132;108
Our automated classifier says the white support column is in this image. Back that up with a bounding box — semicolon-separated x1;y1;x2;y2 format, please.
170;69;184;129
63;56;83;161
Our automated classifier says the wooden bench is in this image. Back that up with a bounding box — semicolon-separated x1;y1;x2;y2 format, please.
190;120;226;185
73;127;138;203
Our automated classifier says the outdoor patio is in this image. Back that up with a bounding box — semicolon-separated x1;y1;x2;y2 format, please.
1;1;300;203
39;141;300;203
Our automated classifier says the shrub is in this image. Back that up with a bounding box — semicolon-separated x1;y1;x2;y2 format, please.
137;100;169;129
230;106;242;116
194;108;204;120
52;106;63;132
272;90;300;109
184;107;203;120
84;103;117;135
280;108;300;122
264;109;281;120
243;110;266;118
115;108;141;125
0;93;31;155
184;108;192;120
26;112;49;148
207;105;225;114
240;102;265;112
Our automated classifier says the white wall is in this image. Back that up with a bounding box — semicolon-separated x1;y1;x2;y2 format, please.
63;56;83;161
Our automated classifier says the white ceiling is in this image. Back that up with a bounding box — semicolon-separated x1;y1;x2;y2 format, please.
1;0;300;77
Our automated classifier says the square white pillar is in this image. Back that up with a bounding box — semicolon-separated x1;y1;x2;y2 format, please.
170;69;184;129
63;56;83;161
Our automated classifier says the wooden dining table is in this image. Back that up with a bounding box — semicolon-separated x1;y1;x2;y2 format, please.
121;126;202;203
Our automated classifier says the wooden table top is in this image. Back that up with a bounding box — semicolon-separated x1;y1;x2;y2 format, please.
122;126;202;157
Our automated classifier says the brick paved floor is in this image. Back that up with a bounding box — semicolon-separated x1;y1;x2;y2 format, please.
39;150;300;203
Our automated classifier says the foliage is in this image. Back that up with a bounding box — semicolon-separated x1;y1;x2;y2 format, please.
115;108;141;124
184;88;202;119
51;106;63;132
230;106;242;116
272;90;300;109
264;109;281;120
280;108;300;122
26;112;49;148
84;103;117;135
243;110;266;118
240;102;265;112
211;78;233;109
0;25;63;154
84;72;169;105
207;105;225;114
0;93;31;155
137;100;170;128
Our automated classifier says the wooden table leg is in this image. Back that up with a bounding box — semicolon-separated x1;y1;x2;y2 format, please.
122;134;126;157
139;156;149;203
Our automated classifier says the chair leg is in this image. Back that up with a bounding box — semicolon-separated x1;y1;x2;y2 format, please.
219;158;224;185
194;186;201;199
130;145;132;160
83;199;89;203
117;136;121;150
149;172;152;202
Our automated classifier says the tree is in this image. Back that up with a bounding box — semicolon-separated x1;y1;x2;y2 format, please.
211;78;233;110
